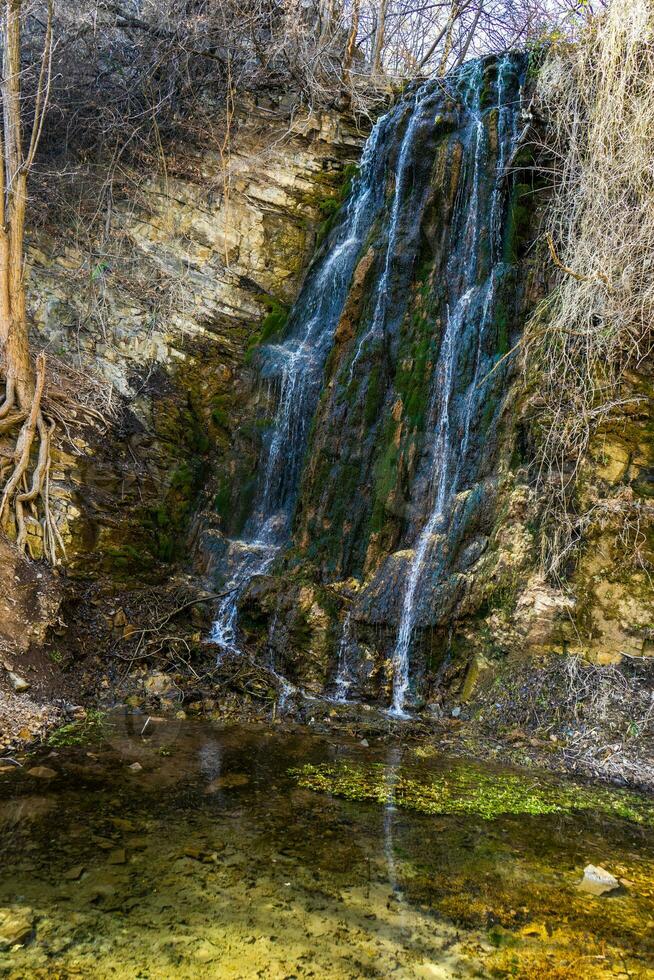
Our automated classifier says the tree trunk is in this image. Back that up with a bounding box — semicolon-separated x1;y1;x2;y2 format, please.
0;0;57;561
343;0;360;72
372;0;388;75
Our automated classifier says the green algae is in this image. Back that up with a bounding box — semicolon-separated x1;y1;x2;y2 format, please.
315;163;360;246
289;760;654;825
2;721;653;979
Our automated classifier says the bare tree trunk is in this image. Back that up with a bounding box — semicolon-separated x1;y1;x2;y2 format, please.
2;0;33;404
343;0;360;72
453;1;483;70
371;0;388;75
0;0;57;560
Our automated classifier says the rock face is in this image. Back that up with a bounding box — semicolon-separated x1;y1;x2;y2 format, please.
578;865;620;896
4;61;651;716
22;102;363;574
233;55;549;705
217;57;653;708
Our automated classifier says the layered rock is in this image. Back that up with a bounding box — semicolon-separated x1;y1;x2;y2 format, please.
21;104;363;573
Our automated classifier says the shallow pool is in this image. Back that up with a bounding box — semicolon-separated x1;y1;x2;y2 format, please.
0;715;653;978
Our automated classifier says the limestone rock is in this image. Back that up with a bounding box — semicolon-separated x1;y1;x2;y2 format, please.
144;672;176;697
514;576;575;650
6;671;30;694
0;907;34;950
578;864;620;896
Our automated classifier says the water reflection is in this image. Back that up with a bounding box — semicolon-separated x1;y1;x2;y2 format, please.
0;718;652;978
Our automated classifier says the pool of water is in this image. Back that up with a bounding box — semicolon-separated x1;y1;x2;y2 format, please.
0;715;653;978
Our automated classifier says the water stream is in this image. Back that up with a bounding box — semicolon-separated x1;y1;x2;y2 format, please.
1;717;652;978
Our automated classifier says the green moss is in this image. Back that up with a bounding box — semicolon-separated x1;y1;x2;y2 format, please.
369;421;400;536
503;182;533;263
364;365;383;426
145;455;206;564
48;710;108;747
104;544;155;576
289;760;654;825
394;269;439;432
315;163;360;246
214;478;231;517
303;457;362;573
245;296;291;363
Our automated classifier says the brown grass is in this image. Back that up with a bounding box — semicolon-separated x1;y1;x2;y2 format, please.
526;0;654;576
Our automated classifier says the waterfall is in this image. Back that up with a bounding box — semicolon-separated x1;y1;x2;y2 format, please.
210;53;527;713
350;83;430;375
331;612;355;702
211;106;395;653
389;56;526;716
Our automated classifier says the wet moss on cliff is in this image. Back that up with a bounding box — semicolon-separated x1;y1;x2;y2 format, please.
244;296;290;364
315;163;360;246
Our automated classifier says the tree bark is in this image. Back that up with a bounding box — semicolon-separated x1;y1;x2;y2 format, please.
1;0;34;406
372;0;388;75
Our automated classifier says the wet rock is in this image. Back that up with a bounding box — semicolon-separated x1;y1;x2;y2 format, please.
110;817;136;832
578;865;620;896
519;922;550;940
108;849;127;865
183;846;221;863
0;907;34;950
204;772;250;793
26;766;57;779
461;653;491;702
193;940;220;963
63;865;85;881
144;672;175;697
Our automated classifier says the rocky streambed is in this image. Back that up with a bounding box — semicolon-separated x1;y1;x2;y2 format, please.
0;715;653;978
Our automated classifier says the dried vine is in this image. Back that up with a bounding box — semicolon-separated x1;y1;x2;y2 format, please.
527;0;654;576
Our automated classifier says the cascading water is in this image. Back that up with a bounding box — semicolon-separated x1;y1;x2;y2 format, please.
331;612;355;702
210;53;527;716
388;56;526;716
350;83;429;376
211;103;405;654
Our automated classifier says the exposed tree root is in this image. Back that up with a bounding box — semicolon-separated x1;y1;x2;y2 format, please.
0;353;59;562
0;377;15;419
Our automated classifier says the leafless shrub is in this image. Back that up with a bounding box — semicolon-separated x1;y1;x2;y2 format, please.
526;0;654;577
484;652;654;787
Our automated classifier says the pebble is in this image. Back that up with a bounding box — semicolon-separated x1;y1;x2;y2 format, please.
26;766;57;779
7;672;30;694
63;865;85;881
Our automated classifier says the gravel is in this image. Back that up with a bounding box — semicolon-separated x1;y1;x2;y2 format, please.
0;688;62;754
